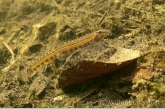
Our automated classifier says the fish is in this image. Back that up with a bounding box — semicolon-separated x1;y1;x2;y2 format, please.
27;29;110;73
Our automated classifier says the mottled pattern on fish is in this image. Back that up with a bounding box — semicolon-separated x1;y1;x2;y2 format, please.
27;29;109;72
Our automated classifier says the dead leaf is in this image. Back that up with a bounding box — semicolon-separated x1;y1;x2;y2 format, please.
58;40;140;88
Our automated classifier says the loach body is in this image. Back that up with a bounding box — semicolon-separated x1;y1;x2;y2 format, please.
27;29;109;73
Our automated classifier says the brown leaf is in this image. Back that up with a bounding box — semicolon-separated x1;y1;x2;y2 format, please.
58;40;140;88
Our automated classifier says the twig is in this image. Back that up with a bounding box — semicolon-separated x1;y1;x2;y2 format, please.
53;0;63;12
3;41;15;61
118;28;141;39
61;0;66;5
97;12;107;28
74;85;100;105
